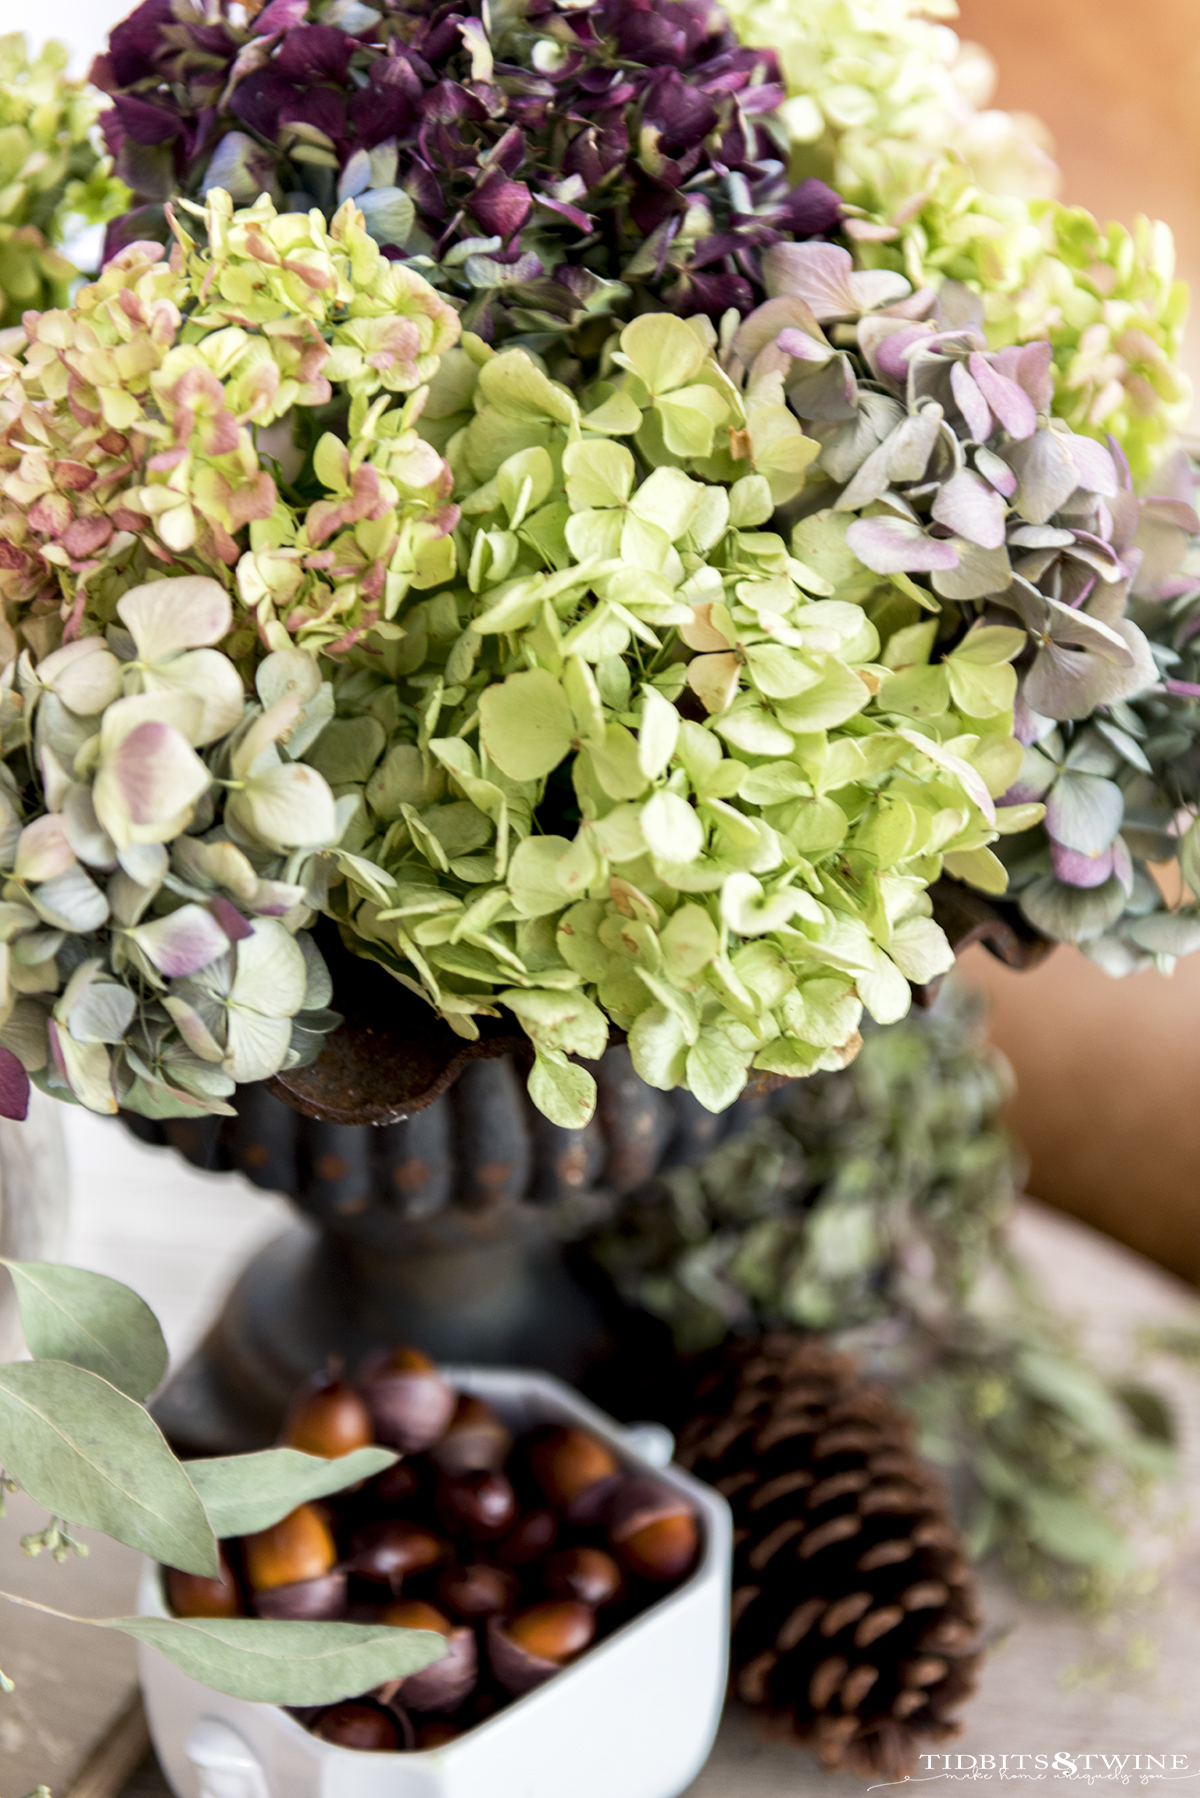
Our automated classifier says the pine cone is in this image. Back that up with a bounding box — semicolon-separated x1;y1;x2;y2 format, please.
677;1334;982;1780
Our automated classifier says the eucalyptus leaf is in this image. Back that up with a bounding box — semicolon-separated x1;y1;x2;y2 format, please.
0;1362;217;1576
186;1446;398;1538
0;1594;445;1706
0;1260;167;1402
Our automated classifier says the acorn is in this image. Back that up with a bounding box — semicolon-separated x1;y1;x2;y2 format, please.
435;1469;517;1543
607;1478;700;1584
165;1551;240;1618
415;1721;462;1750
358;1347;456;1453
379;1601;479;1714
427;1394;513;1476
280;1371;374;1459
542;1547;622;1609
488;1602;596;1697
245;1505;338;1591
252;1573;347;1621
494;1507;557;1568
526;1426;620;1519
437;1561;518;1621
381;1598;454;1634
311;1701;399;1753
369;1459;422;1507
244;1504;347;1620
345;1518;447;1592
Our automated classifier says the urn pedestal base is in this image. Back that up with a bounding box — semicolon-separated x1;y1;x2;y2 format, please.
151;1207;644;1455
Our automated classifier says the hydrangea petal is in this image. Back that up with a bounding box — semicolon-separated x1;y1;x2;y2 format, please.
845;516;960;573
117;576;233;661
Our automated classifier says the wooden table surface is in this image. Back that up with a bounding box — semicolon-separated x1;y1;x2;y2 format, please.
3;1113;1200;1798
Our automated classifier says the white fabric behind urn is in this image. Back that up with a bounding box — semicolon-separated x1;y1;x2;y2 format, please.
0;1090;69;1358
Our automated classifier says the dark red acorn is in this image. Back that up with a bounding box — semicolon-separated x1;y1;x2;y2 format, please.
436;1561;518;1621
494;1507;557;1568
427;1394;513;1476
607;1478;700;1583
543;1547;622;1609
488;1602;596;1697
378;1601;478;1715
436;1469;517;1542
311;1702;399;1753
359;1347;456;1454
526;1426;619;1514
345;1518;447;1591
369;1459;422;1507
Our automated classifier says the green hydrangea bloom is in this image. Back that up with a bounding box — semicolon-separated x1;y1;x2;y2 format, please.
325;312;1025;1127
722;0;1053;203
0;35;128;327
725;0;1190;483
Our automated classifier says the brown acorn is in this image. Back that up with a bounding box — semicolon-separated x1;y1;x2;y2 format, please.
359;1347;456;1454
608;1478;700;1583
526;1426;619;1515
435;1469;517;1542
244;1504;347;1620
437;1561;519;1621
379;1600;478;1714
427;1394;513;1476
369;1459;422;1507
345;1519;447;1592
253;1573;348;1621
280;1372;374;1459
311;1702;399;1753
494;1507;557;1568
542;1547;622;1609
165;1551;241;1619
245;1505;337;1591
415;1721;462;1750
488;1602;596;1697
382;1599;455;1635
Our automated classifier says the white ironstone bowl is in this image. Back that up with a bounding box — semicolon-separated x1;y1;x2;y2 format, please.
138;1367;731;1798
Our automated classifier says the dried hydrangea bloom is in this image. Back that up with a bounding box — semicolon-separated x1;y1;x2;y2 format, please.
738;243;1169;730
996;453;1200;965
92;0;842;339
0;577;344;1120
0;189;461;658
848;172;1191;486
721;0;1058;206
0;34;128;326
313;308;1027;1127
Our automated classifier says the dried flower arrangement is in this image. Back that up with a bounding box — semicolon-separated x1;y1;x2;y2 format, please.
0;0;1196;1132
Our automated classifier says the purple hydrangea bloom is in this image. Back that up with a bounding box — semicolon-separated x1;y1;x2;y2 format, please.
94;0;843;337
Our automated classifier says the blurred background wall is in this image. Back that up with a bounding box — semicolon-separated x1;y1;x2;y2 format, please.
954;0;1200;1282
955;0;1200;431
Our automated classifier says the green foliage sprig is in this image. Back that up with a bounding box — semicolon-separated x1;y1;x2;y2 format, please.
583;988;1175;1593
0;1254;444;1705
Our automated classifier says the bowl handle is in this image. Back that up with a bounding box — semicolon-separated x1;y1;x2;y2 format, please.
619;1422;674;1468
185;1719;271;1798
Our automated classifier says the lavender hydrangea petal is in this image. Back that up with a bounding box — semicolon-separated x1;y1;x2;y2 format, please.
845;515;960;574
930;467;1006;549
